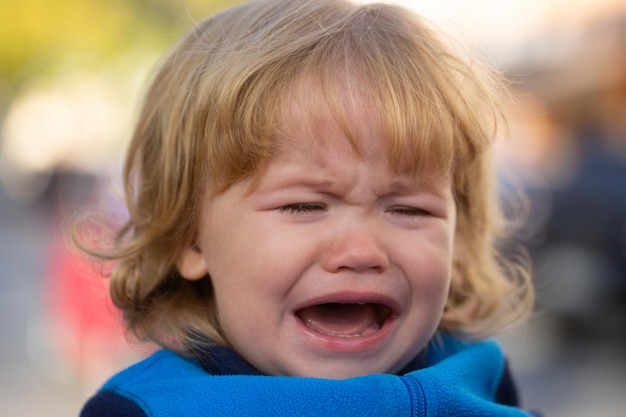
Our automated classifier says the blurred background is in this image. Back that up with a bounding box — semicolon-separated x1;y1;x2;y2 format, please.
0;0;624;415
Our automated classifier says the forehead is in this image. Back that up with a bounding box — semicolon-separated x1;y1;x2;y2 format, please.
278;77;375;150
272;75;448;178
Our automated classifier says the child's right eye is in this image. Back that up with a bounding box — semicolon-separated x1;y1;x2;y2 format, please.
277;203;326;216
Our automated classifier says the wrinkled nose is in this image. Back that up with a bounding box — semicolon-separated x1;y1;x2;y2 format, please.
322;227;390;273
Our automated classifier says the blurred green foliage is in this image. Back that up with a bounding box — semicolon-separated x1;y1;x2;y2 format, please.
0;0;237;91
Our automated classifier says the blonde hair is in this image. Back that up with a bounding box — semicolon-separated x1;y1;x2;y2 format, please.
89;0;533;353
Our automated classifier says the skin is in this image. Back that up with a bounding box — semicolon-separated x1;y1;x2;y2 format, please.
177;85;457;378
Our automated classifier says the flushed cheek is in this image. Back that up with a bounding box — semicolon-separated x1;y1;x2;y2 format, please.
214;286;284;350
214;288;297;375
404;251;452;308
211;246;301;321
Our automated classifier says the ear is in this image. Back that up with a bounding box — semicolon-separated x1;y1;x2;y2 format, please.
177;245;209;281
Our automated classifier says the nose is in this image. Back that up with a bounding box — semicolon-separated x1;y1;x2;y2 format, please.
321;226;390;273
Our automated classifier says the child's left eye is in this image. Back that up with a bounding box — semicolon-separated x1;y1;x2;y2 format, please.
388;206;430;217
278;203;326;215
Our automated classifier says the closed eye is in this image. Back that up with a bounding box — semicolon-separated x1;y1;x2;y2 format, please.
278;203;326;215
387;206;431;217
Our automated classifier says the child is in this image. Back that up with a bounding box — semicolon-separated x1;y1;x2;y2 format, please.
80;0;537;415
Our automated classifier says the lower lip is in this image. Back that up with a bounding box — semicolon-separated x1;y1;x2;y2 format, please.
294;314;397;353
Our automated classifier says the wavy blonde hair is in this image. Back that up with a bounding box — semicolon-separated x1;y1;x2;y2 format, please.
87;0;533;353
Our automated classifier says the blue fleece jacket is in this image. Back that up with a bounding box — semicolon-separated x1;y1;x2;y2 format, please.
80;334;536;416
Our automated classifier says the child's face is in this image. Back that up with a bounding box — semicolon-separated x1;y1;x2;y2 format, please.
178;86;456;378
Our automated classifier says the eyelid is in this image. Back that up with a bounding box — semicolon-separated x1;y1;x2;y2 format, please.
277;202;326;215
387;205;432;216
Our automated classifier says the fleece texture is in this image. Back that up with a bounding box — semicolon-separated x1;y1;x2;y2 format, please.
81;334;535;417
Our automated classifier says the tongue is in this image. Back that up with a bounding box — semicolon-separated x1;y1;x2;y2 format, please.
297;303;382;337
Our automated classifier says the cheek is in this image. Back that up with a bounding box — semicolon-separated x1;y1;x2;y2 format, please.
210;256;294;355
207;226;302;314
405;238;453;302
405;259;451;337
416;262;451;304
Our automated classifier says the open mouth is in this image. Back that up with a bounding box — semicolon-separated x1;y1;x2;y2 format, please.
296;303;393;338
